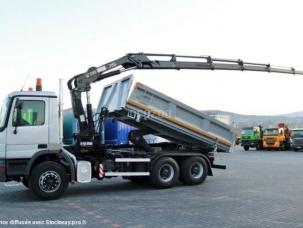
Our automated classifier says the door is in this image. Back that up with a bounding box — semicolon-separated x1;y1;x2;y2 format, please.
6;97;49;159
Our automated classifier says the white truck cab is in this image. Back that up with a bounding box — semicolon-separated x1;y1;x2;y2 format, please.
0;91;60;182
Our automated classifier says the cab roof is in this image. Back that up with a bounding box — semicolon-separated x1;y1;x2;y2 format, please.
292;128;303;131
8;91;57;98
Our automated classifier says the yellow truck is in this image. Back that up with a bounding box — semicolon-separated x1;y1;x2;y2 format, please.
262;123;291;151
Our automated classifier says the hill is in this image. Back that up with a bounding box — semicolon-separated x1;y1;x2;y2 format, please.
202;110;303;130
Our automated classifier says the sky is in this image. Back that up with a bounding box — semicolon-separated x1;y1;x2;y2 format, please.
1;0;303;115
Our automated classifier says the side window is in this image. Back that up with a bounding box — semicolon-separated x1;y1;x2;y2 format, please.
13;100;45;126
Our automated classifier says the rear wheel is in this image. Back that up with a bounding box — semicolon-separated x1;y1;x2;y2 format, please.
29;161;69;200
180;157;208;185
150;157;179;188
244;145;249;151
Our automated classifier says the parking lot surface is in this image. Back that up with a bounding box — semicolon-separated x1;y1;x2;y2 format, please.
1;148;303;228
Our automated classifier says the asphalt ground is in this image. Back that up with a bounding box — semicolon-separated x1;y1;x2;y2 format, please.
1;147;303;228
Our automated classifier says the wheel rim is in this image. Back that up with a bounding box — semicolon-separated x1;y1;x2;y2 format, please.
159;164;175;183
190;162;204;179
39;171;61;193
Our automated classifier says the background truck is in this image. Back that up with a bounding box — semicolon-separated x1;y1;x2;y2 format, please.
290;128;303;151
0;53;302;200
262;123;291;150
240;126;263;151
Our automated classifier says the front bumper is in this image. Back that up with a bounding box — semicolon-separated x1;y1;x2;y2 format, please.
263;141;280;148
0;159;6;182
241;140;258;147
292;143;303;150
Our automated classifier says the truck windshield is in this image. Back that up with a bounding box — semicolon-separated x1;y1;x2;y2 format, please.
263;128;279;136
292;130;303;138
241;128;253;135
0;98;10;129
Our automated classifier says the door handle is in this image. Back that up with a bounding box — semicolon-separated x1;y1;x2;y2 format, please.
38;144;47;149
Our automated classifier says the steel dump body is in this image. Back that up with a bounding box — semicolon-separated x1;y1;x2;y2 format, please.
97;75;234;152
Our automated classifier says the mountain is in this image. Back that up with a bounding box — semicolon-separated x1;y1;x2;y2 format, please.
201;110;303;130
281;111;303;118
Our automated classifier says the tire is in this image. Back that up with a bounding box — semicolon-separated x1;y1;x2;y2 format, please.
285;142;291;150
128;176;147;184
255;145;260;151
244;145;249;151
180;157;208;185
150;157;179;188
280;142;286;151
22;178;29;188
258;141;263;150
29;161;69;200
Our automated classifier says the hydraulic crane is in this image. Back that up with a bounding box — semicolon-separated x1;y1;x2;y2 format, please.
1;52;303;199
67;53;303;144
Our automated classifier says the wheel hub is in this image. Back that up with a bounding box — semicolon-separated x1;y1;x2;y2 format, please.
39;171;61;193
159;164;174;183
190;162;203;179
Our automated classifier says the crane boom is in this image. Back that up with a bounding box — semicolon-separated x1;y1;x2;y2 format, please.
67;53;303;143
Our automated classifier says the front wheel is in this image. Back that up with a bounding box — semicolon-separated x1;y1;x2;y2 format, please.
280;142;286;151
255;145;260;151
22;178;29;188
29;161;69;200
180;157;208;185
244;145;249;151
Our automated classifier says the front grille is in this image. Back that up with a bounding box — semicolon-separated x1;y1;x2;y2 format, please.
265;141;275;145
294;139;303;144
242;136;251;140
293;139;303;146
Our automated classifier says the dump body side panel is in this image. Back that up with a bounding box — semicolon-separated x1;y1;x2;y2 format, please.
97;75;234;152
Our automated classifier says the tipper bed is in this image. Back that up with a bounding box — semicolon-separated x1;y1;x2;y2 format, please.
97;75;234;152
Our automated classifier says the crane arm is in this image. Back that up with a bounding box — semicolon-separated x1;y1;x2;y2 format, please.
68;53;303;92
67;53;303;143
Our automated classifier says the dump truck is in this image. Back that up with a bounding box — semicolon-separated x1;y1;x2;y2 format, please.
263;123;291;150
290;128;303;151
240;126;263;151
0;53;302;200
